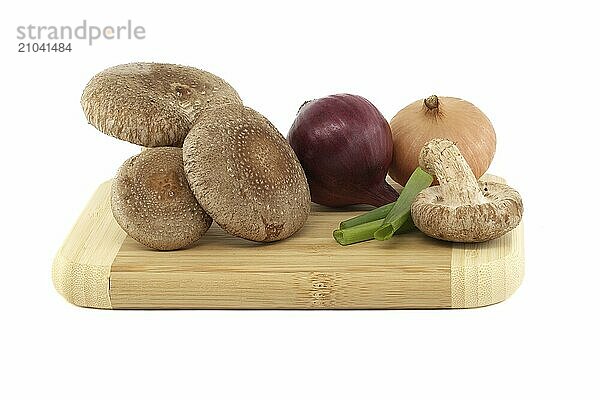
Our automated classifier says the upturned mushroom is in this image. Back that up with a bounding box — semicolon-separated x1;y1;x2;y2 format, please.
411;138;523;242
81;62;242;147
183;104;311;242
111;147;212;250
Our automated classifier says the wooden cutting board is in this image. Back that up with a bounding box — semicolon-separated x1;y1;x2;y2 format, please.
52;175;524;309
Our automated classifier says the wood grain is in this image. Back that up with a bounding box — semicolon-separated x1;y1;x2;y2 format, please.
451;223;524;308
52;182;125;308
52;175;524;309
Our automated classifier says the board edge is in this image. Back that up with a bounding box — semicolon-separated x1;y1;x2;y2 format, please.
450;222;524;308
52;252;113;309
52;180;124;309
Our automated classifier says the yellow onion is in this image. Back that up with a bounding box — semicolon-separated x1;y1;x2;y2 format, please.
389;95;496;186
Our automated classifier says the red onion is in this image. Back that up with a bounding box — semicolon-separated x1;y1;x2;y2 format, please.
288;94;398;207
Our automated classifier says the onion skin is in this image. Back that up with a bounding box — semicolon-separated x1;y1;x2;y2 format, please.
288;94;398;207
389;95;496;186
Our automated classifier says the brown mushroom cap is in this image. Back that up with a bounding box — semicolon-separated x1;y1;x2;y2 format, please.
411;181;523;242
111;147;212;250
82;62;242;147
411;138;523;242
183;104;311;242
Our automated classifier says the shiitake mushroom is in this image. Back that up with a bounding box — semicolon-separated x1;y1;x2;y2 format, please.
111;147;212;250
85;63;310;245
411;139;523;242
183;104;311;242
81;62;242;147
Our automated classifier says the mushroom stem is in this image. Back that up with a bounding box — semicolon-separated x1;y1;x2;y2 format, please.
419;139;485;206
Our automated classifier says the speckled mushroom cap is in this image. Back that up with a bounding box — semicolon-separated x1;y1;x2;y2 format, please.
183;104;311;242
111;147;212;250
411;139;523;242
81;62;242;147
411;180;523;242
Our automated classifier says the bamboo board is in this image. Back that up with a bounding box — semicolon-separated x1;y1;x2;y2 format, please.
52;175;524;309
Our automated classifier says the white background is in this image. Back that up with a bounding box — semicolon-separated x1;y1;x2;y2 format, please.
1;1;598;399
